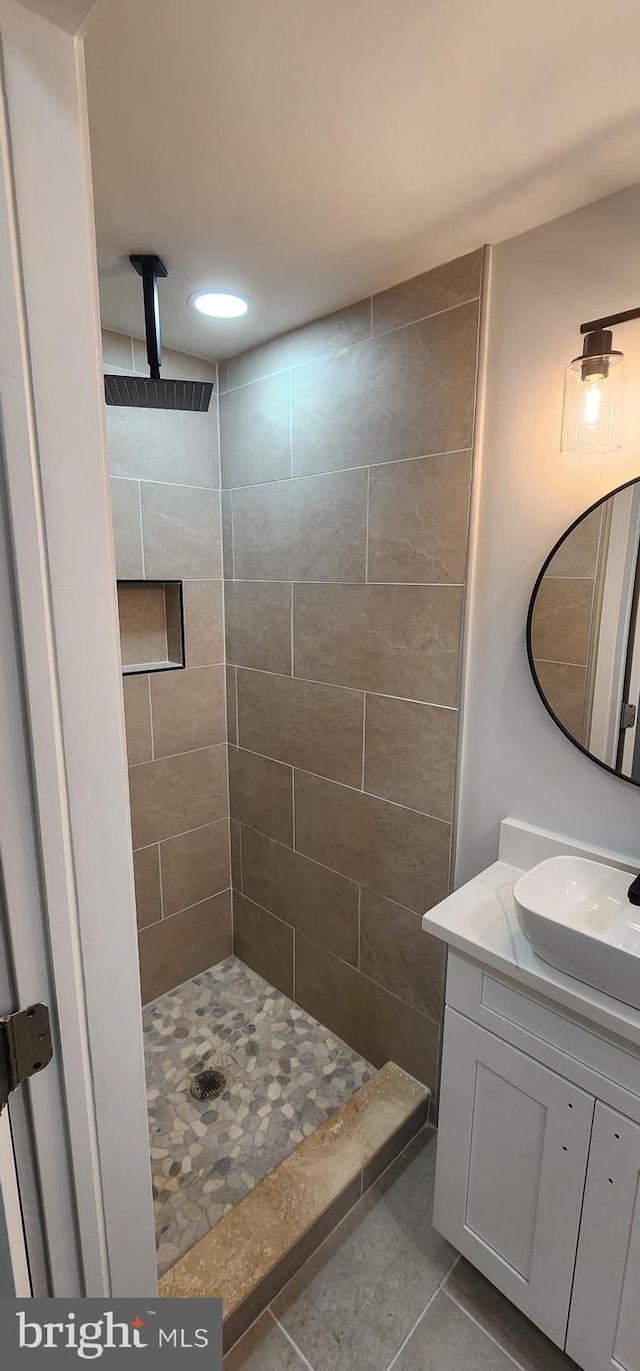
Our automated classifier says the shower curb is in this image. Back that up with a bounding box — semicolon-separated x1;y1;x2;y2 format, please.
158;1060;429;1348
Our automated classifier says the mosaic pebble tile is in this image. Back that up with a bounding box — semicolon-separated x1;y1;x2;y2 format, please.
143;955;373;1275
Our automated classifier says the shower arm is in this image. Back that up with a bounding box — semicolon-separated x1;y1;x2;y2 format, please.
130;253;168;380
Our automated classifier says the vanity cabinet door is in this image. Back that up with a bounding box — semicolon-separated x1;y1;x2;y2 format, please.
567;1103;640;1371
433;1009;595;1347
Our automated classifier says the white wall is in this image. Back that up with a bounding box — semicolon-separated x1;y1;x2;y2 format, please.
456;182;640;883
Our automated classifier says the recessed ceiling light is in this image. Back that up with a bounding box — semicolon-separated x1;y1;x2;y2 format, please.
189;290;249;319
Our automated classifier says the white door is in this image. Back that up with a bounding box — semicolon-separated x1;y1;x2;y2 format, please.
567;1103;640;1371
434;1010;595;1347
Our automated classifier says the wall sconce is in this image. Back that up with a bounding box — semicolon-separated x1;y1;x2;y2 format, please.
561;307;640;454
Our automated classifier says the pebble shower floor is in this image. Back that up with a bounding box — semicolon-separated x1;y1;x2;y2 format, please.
143;955;373;1274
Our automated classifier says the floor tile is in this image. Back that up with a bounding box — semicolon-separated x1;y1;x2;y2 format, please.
224;1311;310;1369
144;956;372;1274
272;1131;455;1371
445;1259;574;1371
394;1290;516;1370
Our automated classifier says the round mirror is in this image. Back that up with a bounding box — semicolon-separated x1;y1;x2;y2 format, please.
527;477;640;785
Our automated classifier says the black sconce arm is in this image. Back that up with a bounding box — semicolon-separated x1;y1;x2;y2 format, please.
580;306;640;335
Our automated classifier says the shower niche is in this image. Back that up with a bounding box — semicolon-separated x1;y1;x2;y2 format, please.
117;579;185;675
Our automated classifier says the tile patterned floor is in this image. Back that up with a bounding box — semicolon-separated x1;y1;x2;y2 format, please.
143;956;373;1275
225;1131;577;1371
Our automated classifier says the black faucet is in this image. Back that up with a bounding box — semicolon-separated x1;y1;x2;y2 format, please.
628;873;640;906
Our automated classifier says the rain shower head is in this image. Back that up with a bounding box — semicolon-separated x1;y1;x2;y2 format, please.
104;254;213;412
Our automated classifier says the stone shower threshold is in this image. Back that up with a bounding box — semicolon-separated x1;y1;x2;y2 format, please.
159;1061;430;1349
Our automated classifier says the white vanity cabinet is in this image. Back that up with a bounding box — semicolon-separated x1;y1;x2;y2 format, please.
434;952;640;1370
434;1009;594;1345
567;1103;640;1371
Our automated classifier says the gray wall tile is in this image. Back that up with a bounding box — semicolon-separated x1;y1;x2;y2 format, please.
292;301;478;477
367;451;471;583
227;300;371;388
229;746;293;847
132;338;217;385
217;250;482;1084
122;674;152;765
182;580;224;667
225;581;292;674
230;818;243;888
364;694;457;820
133;845;161;930
232;468;367;582
294;770;451;913
141;483;222;579
110;477;143;578
150;665;226;757
232;891;293;997
129;745;228;848
139;889;232;1004
106;340;231;999
221;490;234;578
160;819;230;916
237;669;364;788
295;934;440;1086
372;249;482;334
360;888;445;1018
106;405;219;489
294;583;463;705
220;371;291;488
226;665;238;746
240;824;359;965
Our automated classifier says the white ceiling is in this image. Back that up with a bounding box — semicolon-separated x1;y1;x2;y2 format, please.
86;0;640;362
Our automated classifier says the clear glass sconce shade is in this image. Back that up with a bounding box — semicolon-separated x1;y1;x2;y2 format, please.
561;350;625;454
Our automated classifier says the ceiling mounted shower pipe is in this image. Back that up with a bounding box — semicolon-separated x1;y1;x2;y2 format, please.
104;254;213;412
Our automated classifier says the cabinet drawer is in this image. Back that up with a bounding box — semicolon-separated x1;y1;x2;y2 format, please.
447;953;640;1114
434;1008;594;1347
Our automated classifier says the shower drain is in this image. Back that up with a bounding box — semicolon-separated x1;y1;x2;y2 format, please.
190;1069;227;1102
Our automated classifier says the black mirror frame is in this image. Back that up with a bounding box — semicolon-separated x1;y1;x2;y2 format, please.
526;474;640;789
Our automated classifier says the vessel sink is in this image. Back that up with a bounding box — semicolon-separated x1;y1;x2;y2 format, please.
513;855;640;1010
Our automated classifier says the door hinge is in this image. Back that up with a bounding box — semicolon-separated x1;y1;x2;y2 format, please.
0;1005;53;1115
621;701;637;730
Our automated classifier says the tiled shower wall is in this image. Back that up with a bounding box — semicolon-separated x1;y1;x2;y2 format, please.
104;330;231;1003
220;248;485;1090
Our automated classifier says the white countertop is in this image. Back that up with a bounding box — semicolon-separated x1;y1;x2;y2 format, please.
422;858;640;1050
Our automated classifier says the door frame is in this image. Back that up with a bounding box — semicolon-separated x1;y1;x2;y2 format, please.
0;1112;30;1295
0;0;157;1295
